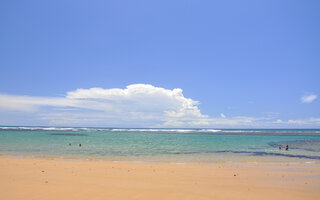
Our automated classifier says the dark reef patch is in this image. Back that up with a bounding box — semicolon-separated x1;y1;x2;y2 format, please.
50;133;87;136
215;150;320;160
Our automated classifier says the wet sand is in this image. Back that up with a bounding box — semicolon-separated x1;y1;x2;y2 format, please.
0;156;319;200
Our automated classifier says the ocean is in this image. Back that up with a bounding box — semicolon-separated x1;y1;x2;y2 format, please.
1;127;320;162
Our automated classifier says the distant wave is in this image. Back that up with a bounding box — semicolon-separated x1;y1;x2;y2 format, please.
0;127;320;136
0;126;222;133
0;126;87;131
109;128;222;133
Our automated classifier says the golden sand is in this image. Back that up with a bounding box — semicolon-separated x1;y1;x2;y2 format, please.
0;156;319;200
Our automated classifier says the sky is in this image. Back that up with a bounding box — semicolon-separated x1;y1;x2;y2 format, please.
0;0;319;128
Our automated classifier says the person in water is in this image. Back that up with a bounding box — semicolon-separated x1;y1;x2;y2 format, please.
79;144;82;147
286;145;289;151
279;146;282;150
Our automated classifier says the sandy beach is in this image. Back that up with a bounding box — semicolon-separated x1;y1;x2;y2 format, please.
0;156;319;200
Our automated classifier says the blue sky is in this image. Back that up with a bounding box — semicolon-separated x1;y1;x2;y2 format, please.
0;0;319;128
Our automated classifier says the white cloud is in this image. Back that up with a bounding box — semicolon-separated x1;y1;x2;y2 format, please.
0;84;319;128
301;94;317;103
0;84;209;127
273;118;320;126
0;94;77;112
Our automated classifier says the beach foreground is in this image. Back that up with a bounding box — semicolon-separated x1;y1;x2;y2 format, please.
1;156;319;200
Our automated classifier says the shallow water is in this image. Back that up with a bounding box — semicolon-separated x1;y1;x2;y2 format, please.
1;127;320;162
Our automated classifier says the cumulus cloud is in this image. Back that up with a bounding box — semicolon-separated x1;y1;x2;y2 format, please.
0;84;319;128
0;84;210;127
301;94;317;103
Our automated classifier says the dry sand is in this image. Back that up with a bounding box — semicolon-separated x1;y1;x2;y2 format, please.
0;156;319;200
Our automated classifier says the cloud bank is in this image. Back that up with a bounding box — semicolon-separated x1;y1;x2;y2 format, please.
0;84;319;127
274;118;320;126
0;84;208;127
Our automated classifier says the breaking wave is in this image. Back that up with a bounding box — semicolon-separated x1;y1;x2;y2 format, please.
0;126;320;135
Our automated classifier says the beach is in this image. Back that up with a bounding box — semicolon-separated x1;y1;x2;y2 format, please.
2;0;319;199
1;156;319;200
1;128;320;199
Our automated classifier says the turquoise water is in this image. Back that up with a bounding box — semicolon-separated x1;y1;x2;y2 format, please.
1;127;320;162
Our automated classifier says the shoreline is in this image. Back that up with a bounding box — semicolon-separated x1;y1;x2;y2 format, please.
1;152;320;165
1;155;320;200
